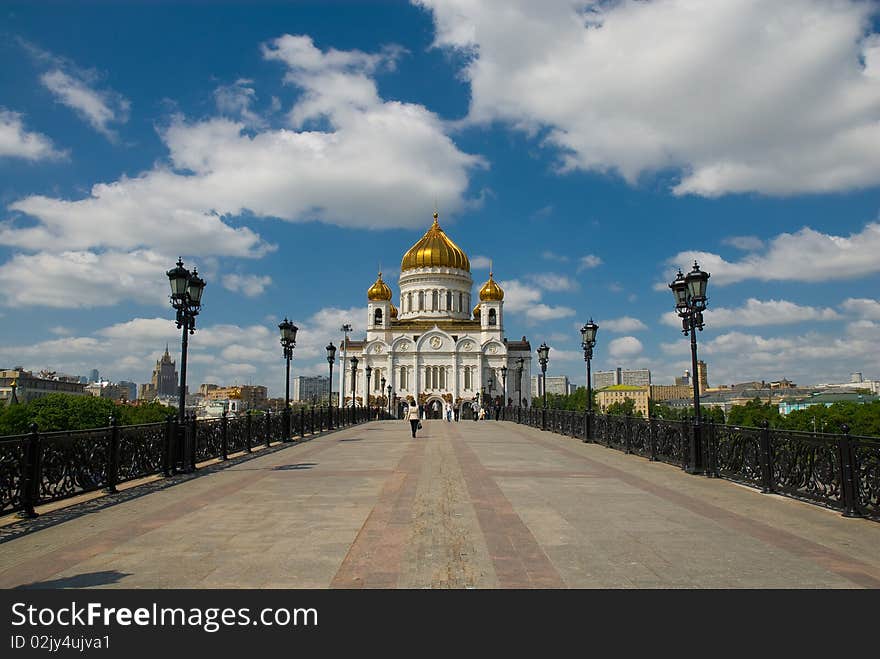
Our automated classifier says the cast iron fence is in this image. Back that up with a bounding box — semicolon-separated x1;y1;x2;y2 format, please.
499;406;879;521
0;405;383;518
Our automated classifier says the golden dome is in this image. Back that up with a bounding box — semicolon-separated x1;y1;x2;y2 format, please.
479;271;504;301
367;272;393;301
401;212;470;272
473;303;481;319
390;303;398;319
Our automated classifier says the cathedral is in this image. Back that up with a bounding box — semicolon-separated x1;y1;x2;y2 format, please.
343;212;533;416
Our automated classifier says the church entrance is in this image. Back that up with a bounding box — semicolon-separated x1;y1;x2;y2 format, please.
425;396;445;419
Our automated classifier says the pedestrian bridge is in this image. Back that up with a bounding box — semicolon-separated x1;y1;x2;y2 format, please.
1;419;879;588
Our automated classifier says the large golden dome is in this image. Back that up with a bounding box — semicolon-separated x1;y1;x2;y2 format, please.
401;212;470;272
472;303;480;319
479;271;504;301
367;272;393;301
390;303;398;319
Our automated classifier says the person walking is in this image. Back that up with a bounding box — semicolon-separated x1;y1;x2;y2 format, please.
407;402;421;438
444;401;452;422
478;406;486;421
472;400;479;421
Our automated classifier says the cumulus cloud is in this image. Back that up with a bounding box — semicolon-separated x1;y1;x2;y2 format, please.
608;336;644;359
213;79;267;128
660;298;840;328
1;34;481;308
528;272;579;292
0;110;66;160
471;255;492;269
577;254;602;272
841;297;880;320
722;235;764;251
666;223;880;285
418;0;880;196
600;316;647;333
498;278;575;321
221;273;272;297
41;69;130;140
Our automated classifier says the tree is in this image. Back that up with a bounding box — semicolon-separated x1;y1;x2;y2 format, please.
605;398;641;417
726;398;781;428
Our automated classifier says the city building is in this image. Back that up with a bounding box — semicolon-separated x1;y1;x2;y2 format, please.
85;381;130;402
291;376;331;403
593;367;651;388
650;384;693;402
674;370;690;386
343;211;533;416
0;368;88;403
696;360;708;393
140;346;179;400
205;385;268;410
779;391;879;416
596;385;650;417
89;369;100;383
531;375;571;398
199;383;219;396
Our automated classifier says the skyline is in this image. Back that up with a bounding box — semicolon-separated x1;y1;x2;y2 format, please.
3;1;880;397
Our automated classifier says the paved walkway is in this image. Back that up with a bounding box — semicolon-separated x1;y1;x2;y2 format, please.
1;420;879;588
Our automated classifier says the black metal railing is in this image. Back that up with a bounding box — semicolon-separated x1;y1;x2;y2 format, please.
0;405;385;518
500;406;879;521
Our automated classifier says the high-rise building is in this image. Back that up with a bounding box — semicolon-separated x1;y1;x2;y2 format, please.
291;376;331;403
594;367;650;388
140;345;179;400
675;370;690;386
697;360;708;393
89;369;100;383
530;375;570;397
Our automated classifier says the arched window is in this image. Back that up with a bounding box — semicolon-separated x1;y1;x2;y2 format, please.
400;367;407;390
374;308;383;325
418;291;424;311
406;292;412;312
446;291;452;310
464;367;471;390
488;308;497;326
439;368;446;390
458;292;463;312
432;290;438;311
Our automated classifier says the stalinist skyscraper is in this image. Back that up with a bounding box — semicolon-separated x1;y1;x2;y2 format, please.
139;345;179;400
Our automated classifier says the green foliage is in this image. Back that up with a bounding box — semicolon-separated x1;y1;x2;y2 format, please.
0;394;175;435
649;400;725;424
726;398;782;428
536;386;598;411
605;398;641;417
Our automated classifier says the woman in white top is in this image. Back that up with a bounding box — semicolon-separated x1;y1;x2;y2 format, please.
406;403;421;437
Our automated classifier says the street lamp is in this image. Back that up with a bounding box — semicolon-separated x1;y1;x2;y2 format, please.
516;357;524;408
350;356;358;413
500;366;508;410
279;318;298;439
365;365;373;413
580;319;598;441
326;342;336;429
387;384;392;416
537;342;550;430
380;376;386;417
167;258;205;473
670;261;710;475
340;323;352;410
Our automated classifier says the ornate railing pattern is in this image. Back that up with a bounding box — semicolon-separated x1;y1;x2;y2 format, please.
501;406;879;521
0;405;382;518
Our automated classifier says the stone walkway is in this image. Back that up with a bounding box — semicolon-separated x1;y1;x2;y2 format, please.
1;419;879;588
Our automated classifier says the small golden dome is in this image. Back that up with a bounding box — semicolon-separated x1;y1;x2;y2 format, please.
390;303;398;319
401;212;470;272
367;272;393;301
473;303;481;319
479;271;504;301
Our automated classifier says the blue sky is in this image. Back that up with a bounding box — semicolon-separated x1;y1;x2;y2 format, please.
3;0;880;397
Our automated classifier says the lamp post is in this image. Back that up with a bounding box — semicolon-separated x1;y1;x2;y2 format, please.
500;366;508;411
537;342;550;430
167;258;205;473
279;318;298;439
350;356;358;413
365;365;373;415
516;357;524;408
580;319;598;441
340;323;352;408
167;258;206;424
669;261;711;475
487;374;494;406
326;342;336;429
387;384;392;416
380;376;386;418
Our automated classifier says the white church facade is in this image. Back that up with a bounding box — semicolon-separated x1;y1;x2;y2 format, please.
342;212;533;416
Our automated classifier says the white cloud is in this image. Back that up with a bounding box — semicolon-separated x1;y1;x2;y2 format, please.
527;303;576;321
221;273;272;297
214;79;267;128
41;69;129;140
666;223;880;285
660;298;840;328
497;278;575;321
1;34;481;308
0;110;66;160
577;254;602;272
0;250;170;308
608;336;643;359
541;250;569;262
48;326;73;336
841;297;880;320
471;255;491;269
600;316;647;333
418;0;880;196
722;235;764;251
528;272;579;292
